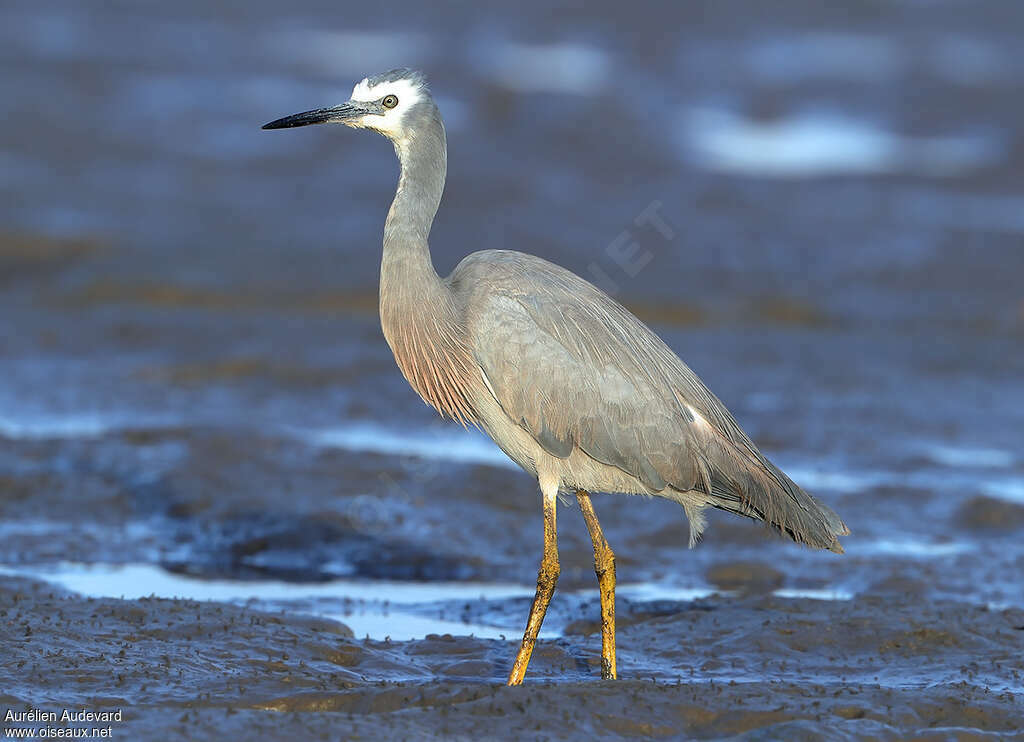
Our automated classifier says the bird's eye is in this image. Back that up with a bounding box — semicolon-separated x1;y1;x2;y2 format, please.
382;94;399;109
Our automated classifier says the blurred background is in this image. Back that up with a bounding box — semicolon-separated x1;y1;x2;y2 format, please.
1;0;1023;640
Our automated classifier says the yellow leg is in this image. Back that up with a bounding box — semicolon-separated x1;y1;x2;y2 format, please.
507;488;559;686
576;490;617;680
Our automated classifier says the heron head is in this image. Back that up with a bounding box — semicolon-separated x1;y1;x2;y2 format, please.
262;68;431;141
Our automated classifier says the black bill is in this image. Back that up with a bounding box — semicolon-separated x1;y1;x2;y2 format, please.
262;101;369;130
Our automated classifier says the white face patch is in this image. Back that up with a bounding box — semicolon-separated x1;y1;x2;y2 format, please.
348;76;425;138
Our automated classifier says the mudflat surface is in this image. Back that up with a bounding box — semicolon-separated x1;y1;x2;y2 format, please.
2;0;1024;739
3;576;1022;740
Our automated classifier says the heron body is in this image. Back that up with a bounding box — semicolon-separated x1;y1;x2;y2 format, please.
264;68;848;684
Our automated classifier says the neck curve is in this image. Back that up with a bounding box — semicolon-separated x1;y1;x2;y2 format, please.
382;104;447;273
379;102;448;321
377;103;479;425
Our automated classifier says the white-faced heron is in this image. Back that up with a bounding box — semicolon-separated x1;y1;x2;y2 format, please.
263;68;849;685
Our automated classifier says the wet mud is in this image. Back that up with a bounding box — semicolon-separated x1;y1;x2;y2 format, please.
3;575;1022;740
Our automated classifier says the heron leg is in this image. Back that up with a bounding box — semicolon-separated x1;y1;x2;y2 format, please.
507;487;559;686
576;489;617;680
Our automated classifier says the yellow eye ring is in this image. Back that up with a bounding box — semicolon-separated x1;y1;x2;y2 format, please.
382;94;399;109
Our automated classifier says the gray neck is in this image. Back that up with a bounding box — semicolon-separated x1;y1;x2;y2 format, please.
381;104;447;291
375;103;480;425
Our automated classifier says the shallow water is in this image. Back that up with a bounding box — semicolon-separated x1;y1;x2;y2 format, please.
2;562;733;641
2;0;1023;738
1;560;859;642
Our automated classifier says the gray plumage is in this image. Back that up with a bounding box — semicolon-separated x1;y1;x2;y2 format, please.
264;68;848;555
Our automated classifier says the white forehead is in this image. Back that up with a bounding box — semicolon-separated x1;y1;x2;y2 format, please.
350;76;423;105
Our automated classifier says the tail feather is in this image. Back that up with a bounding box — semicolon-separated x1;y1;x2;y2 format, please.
705;441;849;553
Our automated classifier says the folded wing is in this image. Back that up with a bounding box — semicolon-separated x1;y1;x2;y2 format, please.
457;250;848;552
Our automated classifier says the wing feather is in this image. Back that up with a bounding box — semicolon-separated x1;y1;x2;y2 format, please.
451;250;848;551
